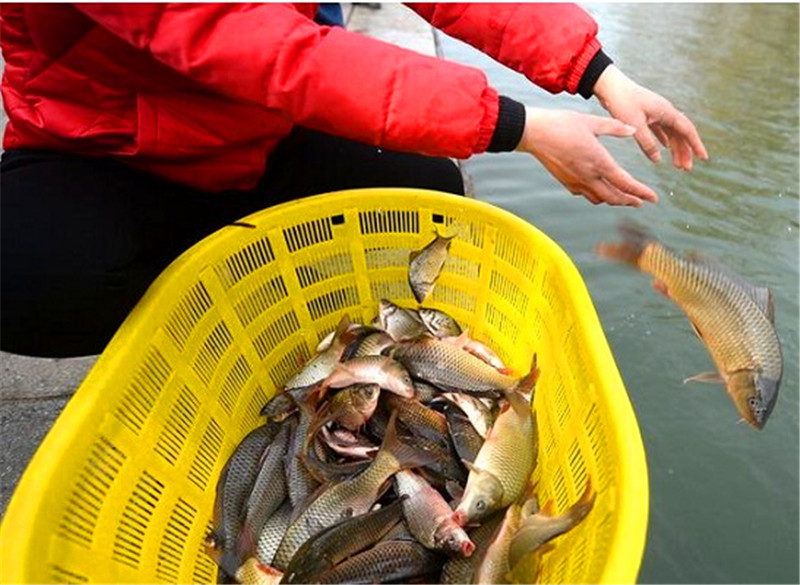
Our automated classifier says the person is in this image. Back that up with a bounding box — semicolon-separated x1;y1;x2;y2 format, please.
0;3;707;358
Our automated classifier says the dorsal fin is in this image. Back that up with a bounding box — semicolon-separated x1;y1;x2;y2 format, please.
686;252;774;323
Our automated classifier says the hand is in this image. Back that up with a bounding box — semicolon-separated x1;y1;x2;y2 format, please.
517;107;659;207
593;65;709;169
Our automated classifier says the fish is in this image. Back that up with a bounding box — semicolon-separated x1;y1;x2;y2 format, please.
239;421;294;560
409;231;455;303
596;221;783;429
387;335;520;397
342;329;396;360
418;307;463;338
441;331;510;373
323;355;416;398
272;411;434;568
281;498;406;584
472;500;525;585
443;401;485;464
381;392;450;446
507;478;596;576
235;558;284;585
439;512;505;584
437;392;496;439
320;426;378;459
452;382;538;526
312;538;445;584
210;423;280;576
285;400;321;510
284;315;355;390
376;299;428;341
256;500;294;567
394;470;475;556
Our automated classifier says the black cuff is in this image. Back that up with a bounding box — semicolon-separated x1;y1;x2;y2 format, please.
577;50;613;99
487;96;526;153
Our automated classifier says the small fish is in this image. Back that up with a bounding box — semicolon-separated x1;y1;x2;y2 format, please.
273;411;433;568
387;336;520;397
508;478;596;575
342;329;396;360
394;470;475;556
256;500;294;567
285;316;355;390
320;426;379;459
376;299;428;341
323;355;416;398
418;307;462;338
381;392;450;446
440;513;504;585
409;231;455;303
472;500;525;585
452;370;538;526
281;498;406;584
437;392;496;439
441;331;510;373
596;221;783;429
312;539;445;584
443;401;485;464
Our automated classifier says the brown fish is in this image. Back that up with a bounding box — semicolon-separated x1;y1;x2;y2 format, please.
409;232;455;303
596;222;783;429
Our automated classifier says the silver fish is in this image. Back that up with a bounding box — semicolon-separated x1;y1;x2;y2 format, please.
408;232;455;303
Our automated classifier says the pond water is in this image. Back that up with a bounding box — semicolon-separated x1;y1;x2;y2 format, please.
438;4;799;583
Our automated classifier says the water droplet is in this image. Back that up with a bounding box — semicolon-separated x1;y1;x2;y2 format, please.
669;191;674;197
788;226;793;233
778;192;783;198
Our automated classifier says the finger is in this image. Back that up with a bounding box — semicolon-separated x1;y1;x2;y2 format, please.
604;164;660;203
567;184;602;205
649;123;670;148
634;126;662;163
664;110;709;161
587;178;644;207
670;137;694;171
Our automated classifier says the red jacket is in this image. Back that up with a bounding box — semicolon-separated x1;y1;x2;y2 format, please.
1;3;602;192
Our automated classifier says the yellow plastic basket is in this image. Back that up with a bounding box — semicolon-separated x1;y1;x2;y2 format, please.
0;189;648;584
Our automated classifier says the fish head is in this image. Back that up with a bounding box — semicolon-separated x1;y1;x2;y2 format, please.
353;384;381;418
382;361;416;398
728;369;780;429
452;468;504;525
433;518;475;556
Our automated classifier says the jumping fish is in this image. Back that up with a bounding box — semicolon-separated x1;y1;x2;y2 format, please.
409;232;455;303
596;222;783;429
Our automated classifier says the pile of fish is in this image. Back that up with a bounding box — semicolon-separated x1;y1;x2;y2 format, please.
203;233;596;584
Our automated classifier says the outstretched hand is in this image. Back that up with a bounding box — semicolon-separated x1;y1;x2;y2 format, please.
517;107;659;207
593;65;709;170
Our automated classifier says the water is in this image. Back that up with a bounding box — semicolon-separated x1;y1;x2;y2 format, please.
438;4;799;583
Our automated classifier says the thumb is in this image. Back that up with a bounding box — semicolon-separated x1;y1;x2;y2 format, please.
592;116;637;138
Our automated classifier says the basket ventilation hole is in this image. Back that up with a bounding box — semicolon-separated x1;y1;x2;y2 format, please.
188;417;224;491
296;252;354;289
192;321;233;386
306;286;359;321
218;354;253;416
49;565;89;584
156;498;198;582
112;471;165;569
216;237;275;289
359;209;419;235
59;436;126;549
283;217;334;253
254;310;302;362
234;275;289;329
164;282;213;350
268;342;309;389
155;385;201;465
243;384;272;431
114;347;171;435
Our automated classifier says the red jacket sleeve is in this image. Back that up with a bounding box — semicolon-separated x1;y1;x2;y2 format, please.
407;3;601;95
73;3;499;158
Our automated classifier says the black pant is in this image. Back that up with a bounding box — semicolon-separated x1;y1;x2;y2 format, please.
0;128;464;357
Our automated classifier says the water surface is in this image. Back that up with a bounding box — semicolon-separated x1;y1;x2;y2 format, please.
439;4;799;583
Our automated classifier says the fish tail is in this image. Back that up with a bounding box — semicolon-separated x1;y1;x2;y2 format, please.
381;410;437;471
595;220;654;267
566;476;596;525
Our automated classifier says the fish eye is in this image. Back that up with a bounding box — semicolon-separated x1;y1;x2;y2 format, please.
475;500;486;512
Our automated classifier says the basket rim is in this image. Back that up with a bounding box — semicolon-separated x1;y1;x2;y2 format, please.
0;188;649;584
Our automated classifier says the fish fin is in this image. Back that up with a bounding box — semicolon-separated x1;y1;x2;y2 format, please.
460;459;482;474
687;318;705;341
652;279;670;298
445;480;465;503
515;353;540;395
506;389;532;419
540;499;556;517
565;477;596;525
686;252;775;322
683;372;724;384
409;249;421;263
595;220;653;266
382;409;438;471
